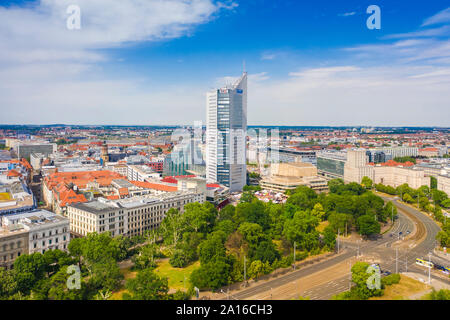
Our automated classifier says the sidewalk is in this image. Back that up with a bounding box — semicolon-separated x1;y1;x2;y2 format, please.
433;249;450;262
402;272;450;291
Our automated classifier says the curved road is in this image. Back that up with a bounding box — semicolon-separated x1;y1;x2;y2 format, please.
229;196;447;300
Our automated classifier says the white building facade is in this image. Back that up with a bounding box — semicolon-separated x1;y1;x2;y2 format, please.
206;72;247;192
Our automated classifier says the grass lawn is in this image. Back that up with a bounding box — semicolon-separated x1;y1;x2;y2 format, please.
316;221;329;233
110;259;200;300
109;267;137;300
0;192;11;201
370;275;431;300
154;259;200;291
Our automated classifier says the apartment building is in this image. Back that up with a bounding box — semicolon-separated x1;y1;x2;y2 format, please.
437;174;450;196
2;210;70;254
67;191;205;237
0;210;70;269
344;149;430;188
0;226;28;270
127;164;160;181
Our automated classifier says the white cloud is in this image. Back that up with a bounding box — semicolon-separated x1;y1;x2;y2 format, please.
261;53;276;60
247;7;450;127
384;25;450;39
1;2;449;127
0;0;237;125
0;0;233;64
339;12;356;17
422;7;450;26
247;65;450;126
289;66;360;78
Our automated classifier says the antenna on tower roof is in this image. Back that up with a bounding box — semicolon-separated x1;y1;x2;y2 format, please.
243;60;246;74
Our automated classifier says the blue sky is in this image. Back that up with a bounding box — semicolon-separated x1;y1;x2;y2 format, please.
1;0;449;126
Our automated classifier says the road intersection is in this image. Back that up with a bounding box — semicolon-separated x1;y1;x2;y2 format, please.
224;196;449;300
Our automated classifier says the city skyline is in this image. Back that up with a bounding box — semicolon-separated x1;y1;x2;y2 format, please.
0;1;449;126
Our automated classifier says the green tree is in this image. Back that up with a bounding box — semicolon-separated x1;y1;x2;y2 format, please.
357;215;380;236
432;189;448;206
235;200;270;229
0;267;17;298
160;208;184;247
328;178;345;194
87;258;123;292
68;237;84;268
430;176;438;190
43;249;73;277
247;260;271;279
133;244;159;270
13;252;46;293
214;219;236;237
441;199;450;209
237;222;264;248
403;193;414;204
419;197;430;211
46;266;86;300
322;226;336;250
252;240;280;264
351;262;383;299
425;289;450;300
361;176;373;190
169;250;189;268
183;202;216;234
328;212;352;233
311;203;326;221
198;232;227;264
190;257;231;290
240;191;256;203
283;211;320;251
124;268;169;300
217;205;235;222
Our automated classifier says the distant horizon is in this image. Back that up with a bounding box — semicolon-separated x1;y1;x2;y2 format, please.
0;124;449;130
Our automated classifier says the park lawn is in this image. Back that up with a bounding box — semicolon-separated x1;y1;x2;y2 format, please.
109;267;137;300
370;275;431;300
316;221;329;233
0;192;11;201
154;259;200;291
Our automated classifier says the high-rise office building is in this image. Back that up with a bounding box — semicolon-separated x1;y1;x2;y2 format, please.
206;72;247;192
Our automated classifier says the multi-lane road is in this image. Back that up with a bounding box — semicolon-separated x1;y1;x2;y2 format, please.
228;196;448;300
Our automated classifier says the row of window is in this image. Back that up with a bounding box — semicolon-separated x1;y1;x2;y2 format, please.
31;228;68;240
1;251;21;262
1;241;22;252
32;236;67;249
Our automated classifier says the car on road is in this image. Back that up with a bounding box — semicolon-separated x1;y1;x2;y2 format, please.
399;232;403;235
381;271;391;276
406;230;410;234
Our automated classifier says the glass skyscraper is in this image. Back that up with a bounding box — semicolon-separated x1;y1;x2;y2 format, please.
206;72;247;192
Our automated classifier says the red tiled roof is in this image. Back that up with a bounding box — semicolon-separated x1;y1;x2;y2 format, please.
419;147;438;152
129;181;177;192
380;160;414;167
7;169;21;177
161;175;196;184
59;189;87;207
